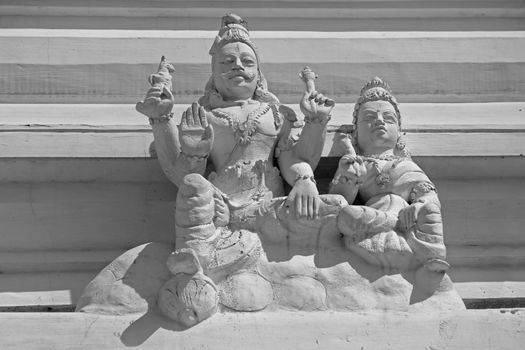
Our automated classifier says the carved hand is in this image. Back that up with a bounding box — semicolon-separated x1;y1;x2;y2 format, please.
300;91;335;123
334;154;366;186
338;133;357;157
398;202;424;233
179;102;214;157
286;178;321;219
298;67;335;123
136;85;175;119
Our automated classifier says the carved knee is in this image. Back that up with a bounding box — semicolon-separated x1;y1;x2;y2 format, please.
337;205;398;241
174;174;218;250
175;174;215;226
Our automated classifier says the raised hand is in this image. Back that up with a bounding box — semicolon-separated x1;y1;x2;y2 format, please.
179;102;214;157
136;85;175;119
300;90;335;122
136;56;175;119
299;66;335;123
334;154;366;186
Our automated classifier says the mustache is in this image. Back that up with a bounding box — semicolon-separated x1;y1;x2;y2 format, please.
221;70;257;80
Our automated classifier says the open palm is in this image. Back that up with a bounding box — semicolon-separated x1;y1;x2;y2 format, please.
179;102;214;156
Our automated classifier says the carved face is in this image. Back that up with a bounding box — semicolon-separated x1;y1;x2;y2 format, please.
355;100;400;155
212;42;259;101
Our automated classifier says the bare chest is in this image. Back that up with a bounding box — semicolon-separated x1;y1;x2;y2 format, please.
209;103;281;144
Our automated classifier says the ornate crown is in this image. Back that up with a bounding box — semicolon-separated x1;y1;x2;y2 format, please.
360;77;392;96
209;13;257;57
219;13;248;33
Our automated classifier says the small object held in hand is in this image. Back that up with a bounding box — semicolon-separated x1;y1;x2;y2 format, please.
149;55;175;91
299;66;335;107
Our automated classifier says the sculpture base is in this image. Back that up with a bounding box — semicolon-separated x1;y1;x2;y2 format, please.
76;242;464;317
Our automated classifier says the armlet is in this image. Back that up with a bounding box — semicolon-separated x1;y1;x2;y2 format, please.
409;182;436;202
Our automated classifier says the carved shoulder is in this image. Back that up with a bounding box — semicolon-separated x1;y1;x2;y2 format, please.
390;159;436;201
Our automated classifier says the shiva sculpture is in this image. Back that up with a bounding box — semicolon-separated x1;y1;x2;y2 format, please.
76;14;464;327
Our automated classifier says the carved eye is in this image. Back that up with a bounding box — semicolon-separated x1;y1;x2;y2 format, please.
242;58;255;67
384;113;397;124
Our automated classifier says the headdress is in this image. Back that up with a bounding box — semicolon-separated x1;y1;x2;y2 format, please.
208;14;255;58
200;14;279;109
352;77;401;128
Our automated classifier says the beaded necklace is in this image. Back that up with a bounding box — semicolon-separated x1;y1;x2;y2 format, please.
362;153;408;189
211;102;271;145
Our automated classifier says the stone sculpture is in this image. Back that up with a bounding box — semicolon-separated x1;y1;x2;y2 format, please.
76;14;464;328
330;77;452;303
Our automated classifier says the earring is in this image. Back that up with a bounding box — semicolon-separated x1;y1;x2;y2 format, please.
394;136;410;157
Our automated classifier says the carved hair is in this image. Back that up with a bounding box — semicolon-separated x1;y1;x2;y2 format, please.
200;13;279;109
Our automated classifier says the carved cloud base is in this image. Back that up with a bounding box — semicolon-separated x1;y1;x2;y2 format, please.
76;241;465;321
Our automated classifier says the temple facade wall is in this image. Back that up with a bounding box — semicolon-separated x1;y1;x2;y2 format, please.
0;0;524;321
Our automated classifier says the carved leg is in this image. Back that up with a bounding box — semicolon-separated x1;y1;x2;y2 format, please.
157;174;220;324
176;176;261;271
160;174;267;323
336;194;408;244
410;266;446;304
337;205;398;244
337;195;412;269
175;173;220;254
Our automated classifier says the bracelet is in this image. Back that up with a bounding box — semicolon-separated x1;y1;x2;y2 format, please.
294;174;316;185
149;113;174;125
409;182;436;202
180;151;208;161
304;115;331;125
330;174;362;186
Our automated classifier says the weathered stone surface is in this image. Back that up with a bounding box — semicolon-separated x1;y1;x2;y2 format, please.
219;272;273;311
75;242;173;315
273;275;327;311
77;14;465;328
157;272;218;327
4;310;525;350
77;242;464;317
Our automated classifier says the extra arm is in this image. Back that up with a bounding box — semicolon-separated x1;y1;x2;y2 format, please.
290;117;328;172
277;67;335;186
151;117;208;188
136;57;211;188
275;105;318;187
328;153;366;204
276;105;322;219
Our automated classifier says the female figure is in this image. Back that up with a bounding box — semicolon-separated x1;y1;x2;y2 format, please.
331;77;449;276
